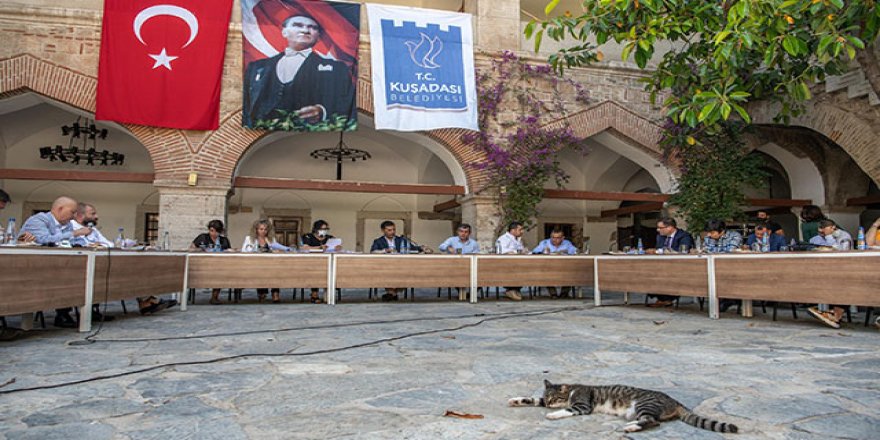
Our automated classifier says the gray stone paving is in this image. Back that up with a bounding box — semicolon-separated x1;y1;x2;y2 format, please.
1;290;878;439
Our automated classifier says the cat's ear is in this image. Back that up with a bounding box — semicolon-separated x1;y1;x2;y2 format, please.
544;379;552;388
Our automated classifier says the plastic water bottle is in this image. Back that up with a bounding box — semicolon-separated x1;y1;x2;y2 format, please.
761;233;769;253
5;218;16;246
637;238;645;255
401;239;410;255
857;226;867;250
495;240;502;254
114;227;125;249
213;241;221;252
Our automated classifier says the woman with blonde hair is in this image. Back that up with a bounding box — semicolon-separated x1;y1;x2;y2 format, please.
241;218;290;303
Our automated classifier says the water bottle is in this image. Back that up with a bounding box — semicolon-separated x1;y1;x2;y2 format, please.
213;240;221;253
401;239;410;255
114;227;125;249
5;218;16;246
761;233;769;253
857;226;867;250
636;238;645;255
495;240;502;254
162;231;171;251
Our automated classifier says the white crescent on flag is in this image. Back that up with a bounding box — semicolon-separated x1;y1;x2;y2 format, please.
133;4;200;70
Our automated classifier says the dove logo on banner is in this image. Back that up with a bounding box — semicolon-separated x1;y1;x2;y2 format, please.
367;4;477;132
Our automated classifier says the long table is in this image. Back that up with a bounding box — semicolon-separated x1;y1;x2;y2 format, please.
5;250;880;332
0;248;187;332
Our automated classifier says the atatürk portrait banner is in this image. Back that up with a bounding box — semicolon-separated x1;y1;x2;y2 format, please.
242;0;360;132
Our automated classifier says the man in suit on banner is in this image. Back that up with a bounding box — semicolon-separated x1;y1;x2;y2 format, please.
243;14;355;130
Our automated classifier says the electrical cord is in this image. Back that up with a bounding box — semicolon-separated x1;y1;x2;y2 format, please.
87;307;583;343
68;245;113;345
0;306;578;395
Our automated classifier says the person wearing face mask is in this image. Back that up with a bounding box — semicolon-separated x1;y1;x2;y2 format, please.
301;220;340;303
808;219;852;248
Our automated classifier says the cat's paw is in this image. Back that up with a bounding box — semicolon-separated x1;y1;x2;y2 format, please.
508;397;533;407
623;421;643;433
545;410;573;420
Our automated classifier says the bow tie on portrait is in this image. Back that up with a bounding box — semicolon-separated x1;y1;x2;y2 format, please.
284;48;309;57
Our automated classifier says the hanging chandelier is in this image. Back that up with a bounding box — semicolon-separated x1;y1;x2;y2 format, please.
309;132;371;180
39;117;124;166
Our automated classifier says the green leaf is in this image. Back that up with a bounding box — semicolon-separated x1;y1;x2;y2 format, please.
634;48;648;68
714;30;731;45
829;0;844;9
732;103;751;124
698;101;718;122
685;109;698;127
782;35;799;56
621;41;635;61
817;34;834;55
544;0;560;16
729;91;751;100
720;102;732;120
799;81;812;100
524;20;536;39
534;29;544;53
846;36;865;50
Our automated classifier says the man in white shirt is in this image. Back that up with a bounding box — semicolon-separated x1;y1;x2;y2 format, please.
495;221;526;301
70;202;113;247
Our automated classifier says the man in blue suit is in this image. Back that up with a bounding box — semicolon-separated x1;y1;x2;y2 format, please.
20;196;94;327
648;217;695;307
370;220;426;301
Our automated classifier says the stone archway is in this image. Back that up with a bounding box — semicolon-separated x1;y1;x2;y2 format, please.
0;54;194;186
750;100;880;186
206;77;488;193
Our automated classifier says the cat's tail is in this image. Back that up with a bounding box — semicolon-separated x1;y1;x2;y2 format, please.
677;407;739;433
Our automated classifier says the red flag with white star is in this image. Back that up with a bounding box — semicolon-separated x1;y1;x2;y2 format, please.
96;0;233;130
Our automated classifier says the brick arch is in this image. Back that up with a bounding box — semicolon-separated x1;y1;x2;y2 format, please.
553;100;665;155
0;54;197;185
207;77;489;192
750;100;880;185
543;100;675;193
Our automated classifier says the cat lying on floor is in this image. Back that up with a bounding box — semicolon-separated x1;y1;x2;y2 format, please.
509;380;738;434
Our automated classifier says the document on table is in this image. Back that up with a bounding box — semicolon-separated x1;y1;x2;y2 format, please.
325;238;342;251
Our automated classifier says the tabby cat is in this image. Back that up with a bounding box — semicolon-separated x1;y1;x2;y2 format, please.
508;380;738;434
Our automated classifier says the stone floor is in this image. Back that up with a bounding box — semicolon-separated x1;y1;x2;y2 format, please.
1;290;878;439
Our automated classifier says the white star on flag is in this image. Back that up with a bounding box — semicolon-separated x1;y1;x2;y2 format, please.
149;48;178;70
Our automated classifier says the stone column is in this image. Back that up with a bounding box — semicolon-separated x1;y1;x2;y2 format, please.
790;206;803;241
459;194;501;251
157;186;229;250
463;0;521;52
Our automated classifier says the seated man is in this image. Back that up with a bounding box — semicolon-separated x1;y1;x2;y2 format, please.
647;217;695;307
808;219;852;248
746;221;786;251
438;223;480;254
71;202;177;316
370;220;426;301
20;196;94;328
531;229;577;298
702;219;743;253
756;210;784;236
495;221;526;301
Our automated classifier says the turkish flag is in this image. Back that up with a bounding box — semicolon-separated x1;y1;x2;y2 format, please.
96;0;233;130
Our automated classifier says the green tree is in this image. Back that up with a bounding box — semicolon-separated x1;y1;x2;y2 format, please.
528;0;879;128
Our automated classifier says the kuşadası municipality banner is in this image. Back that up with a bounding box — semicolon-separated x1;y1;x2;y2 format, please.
366;4;478;131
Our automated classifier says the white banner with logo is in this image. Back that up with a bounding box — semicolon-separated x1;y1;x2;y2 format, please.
367;4;478;131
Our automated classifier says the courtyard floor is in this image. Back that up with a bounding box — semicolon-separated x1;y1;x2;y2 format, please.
1;291;878;439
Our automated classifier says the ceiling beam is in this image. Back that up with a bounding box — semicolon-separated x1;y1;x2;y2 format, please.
544;189;670;202
846;195;880;206
744;198;811;207
433;198;461;212
0;168;154;183
234;176;466;196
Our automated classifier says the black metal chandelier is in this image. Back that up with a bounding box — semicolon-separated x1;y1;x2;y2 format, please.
309;132;371;180
39;117;124;166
